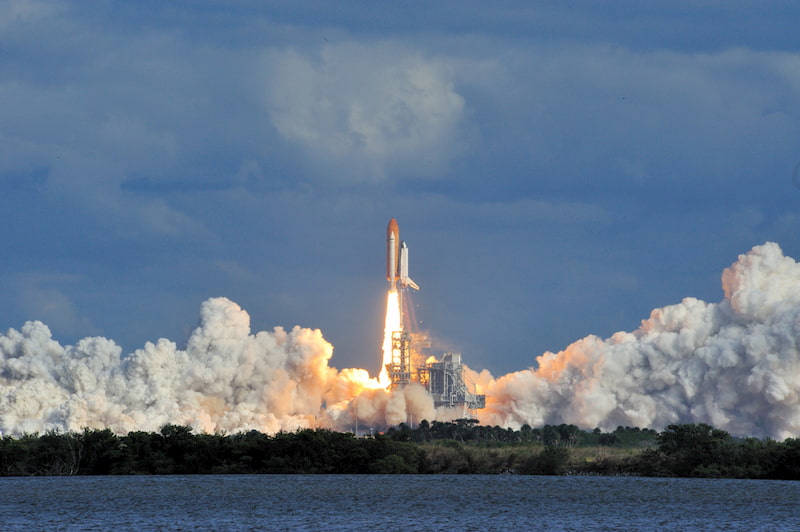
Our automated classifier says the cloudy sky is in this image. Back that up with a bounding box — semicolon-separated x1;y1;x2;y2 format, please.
2;0;799;377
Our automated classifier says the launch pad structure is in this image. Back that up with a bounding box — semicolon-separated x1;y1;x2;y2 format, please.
384;217;486;418
418;352;486;411
386;331;486;415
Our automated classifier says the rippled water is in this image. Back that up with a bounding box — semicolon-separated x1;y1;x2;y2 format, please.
1;475;799;531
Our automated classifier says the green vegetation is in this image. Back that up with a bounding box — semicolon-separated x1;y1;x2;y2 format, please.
0;426;425;475
1;422;799;478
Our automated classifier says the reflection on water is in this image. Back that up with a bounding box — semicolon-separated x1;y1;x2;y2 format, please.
1;475;799;531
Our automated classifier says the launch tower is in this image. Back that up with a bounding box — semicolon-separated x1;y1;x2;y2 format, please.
418;353;486;411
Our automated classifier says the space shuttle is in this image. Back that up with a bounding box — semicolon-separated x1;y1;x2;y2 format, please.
386;218;419;292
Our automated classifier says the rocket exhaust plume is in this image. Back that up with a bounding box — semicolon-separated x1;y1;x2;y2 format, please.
2;241;800;439
0;296;432;436
379;290;401;387
476;242;800;440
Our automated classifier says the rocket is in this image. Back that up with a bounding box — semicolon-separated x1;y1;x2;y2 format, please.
386;218;419;291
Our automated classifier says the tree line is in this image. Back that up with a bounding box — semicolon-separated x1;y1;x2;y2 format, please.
387;419;658;447
1;422;799;478
0;426;424;476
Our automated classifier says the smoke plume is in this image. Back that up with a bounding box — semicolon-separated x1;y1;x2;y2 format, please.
478;242;800;439
0;298;434;435
2;242;800;438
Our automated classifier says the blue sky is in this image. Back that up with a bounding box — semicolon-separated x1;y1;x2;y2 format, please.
2;1;800;377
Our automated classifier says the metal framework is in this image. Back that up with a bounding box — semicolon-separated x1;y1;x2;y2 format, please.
386;331;412;389
385;330;486;415
418;353;486;413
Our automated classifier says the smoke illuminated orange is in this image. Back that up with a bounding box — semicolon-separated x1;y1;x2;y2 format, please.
379;289;401;387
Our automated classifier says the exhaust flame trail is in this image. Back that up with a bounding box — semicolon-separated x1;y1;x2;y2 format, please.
379;289;401;388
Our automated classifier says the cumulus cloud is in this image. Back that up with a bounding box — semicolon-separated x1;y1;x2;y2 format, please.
263;42;468;182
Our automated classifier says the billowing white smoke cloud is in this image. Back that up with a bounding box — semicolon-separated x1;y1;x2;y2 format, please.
0;298;434;436
479;242;800;439
4;242;800;439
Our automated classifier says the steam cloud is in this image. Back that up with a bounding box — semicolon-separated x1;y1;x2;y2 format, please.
0;298;434;436
1;242;800;439
478;242;800;439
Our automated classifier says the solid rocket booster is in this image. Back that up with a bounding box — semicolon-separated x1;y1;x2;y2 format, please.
386;218;418;291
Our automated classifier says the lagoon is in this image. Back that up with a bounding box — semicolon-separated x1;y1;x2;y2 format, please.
1;474;798;531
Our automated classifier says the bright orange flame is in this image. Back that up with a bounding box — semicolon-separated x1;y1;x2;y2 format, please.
379;289;401;387
335;368;384;395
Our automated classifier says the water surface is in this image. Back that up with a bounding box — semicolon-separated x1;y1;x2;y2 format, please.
1;475;798;530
